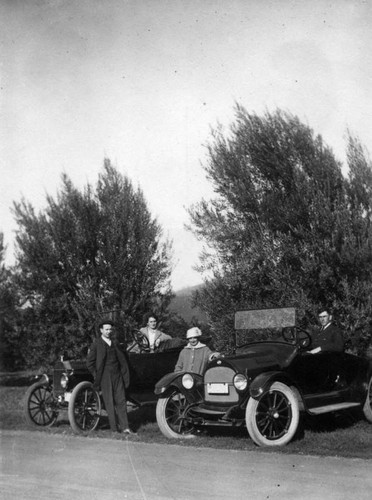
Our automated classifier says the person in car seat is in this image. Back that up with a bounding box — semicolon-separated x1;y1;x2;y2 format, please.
308;308;345;354
139;313;172;352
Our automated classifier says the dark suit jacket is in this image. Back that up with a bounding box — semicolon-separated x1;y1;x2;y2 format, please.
86;337;130;389
311;323;345;352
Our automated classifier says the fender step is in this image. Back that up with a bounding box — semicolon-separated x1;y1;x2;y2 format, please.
308;402;360;415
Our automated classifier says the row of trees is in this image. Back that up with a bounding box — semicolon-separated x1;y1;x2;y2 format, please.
1;161;188;369
189;106;372;354
1;106;371;369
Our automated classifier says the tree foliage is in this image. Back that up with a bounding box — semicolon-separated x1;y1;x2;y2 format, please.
0;232;22;369
189;106;372;353
11;160;174;367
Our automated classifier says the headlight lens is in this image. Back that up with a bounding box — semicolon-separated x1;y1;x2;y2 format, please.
60;373;69;389
182;373;194;390
233;373;248;391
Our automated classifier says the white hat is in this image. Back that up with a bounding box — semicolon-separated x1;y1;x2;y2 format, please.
186;327;202;339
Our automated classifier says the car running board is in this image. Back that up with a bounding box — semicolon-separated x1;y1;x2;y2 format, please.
308;402;360;415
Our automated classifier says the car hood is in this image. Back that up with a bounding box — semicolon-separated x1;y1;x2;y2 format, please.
208;342;298;373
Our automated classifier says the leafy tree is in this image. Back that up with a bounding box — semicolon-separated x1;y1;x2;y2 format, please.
189;106;372;353
0;233;23;369
11;160;174;367
338;135;372;352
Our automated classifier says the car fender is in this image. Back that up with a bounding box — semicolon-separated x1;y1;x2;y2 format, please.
33;373;51;386
362;361;372;398
155;372;203;400
249;371;298;400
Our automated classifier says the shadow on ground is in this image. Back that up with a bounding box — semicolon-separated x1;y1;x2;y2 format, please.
2;371;371;460
0;371;365;435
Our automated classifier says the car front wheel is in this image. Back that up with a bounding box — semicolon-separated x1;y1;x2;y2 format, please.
363;376;372;423
246;381;300;447
68;381;102;434
24;381;58;427
156;389;196;439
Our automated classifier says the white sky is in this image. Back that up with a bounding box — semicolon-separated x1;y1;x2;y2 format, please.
1;0;371;290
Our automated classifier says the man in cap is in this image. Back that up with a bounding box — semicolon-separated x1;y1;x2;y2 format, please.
87;319;135;434
174;327;220;375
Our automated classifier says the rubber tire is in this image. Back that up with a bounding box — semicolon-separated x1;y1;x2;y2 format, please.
156;389;196;439
246;381;300;447
68;381;101;434
24;381;58;427
363;376;372;423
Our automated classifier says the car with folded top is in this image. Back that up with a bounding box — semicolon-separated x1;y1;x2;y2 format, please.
154;308;372;446
24;332;184;434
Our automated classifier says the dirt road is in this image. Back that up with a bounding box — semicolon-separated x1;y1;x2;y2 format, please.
1;430;371;499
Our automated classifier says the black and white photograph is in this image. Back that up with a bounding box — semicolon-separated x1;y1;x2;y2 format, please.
1;1;371;498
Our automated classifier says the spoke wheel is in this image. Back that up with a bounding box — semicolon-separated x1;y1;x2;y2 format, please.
363;376;372;423
246;381;300;447
68;381;101;434
24;382;58;427
156;389;195;439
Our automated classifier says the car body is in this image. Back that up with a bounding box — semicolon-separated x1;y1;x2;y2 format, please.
24;335;185;434
155;308;372;446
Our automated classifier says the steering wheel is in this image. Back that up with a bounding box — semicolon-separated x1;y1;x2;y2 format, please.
296;328;312;349
282;327;311;349
131;331;150;353
282;327;296;344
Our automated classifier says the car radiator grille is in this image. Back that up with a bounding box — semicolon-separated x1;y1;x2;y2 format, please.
53;369;64;395
204;366;239;403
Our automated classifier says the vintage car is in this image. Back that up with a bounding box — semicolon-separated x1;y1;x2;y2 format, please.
155;308;372;447
24;332;185;434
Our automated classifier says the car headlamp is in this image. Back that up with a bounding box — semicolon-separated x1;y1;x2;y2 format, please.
182;373;195;390
60;373;69;389
233;373;248;391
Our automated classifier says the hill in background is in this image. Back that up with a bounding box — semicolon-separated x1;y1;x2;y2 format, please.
170;284;207;324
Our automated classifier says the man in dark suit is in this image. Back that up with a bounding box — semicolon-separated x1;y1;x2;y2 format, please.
308;308;345;354
87;319;135;434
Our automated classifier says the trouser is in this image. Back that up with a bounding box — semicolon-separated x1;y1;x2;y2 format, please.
101;372;129;431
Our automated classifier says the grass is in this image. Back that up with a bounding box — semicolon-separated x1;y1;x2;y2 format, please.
1;372;372;459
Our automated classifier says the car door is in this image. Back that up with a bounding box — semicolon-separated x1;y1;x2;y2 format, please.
127;349;182;403
289;351;346;396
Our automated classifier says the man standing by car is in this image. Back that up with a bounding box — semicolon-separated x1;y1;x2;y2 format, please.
308;308;345;354
87;319;135;434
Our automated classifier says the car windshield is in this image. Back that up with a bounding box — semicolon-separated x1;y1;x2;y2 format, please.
235;308;298;348
236;327;293;345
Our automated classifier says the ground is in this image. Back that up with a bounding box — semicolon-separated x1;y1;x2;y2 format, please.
1;429;372;500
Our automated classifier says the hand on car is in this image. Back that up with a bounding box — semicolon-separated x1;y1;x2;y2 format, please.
309;347;321;354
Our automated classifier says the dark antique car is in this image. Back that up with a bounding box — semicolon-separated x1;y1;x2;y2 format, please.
154;308;372;447
24;333;184;434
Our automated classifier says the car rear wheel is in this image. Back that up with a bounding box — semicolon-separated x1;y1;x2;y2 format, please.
68;381;101;434
363;376;372;423
24;381;58;427
156;389;195;439
246;381;300;447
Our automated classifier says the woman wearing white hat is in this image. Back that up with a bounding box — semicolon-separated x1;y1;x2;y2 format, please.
174;327;219;375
